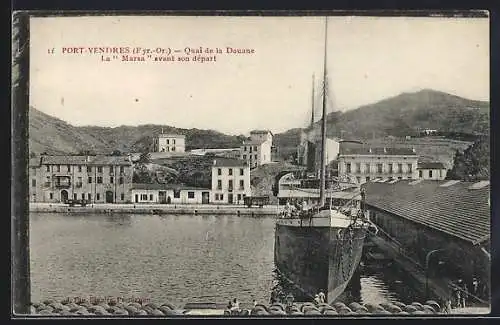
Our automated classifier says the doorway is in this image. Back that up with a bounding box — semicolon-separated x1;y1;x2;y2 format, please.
105;191;114;203
202;192;210;204
135;194;139;203
60;190;68;203
228;193;234;204
159;191;167;204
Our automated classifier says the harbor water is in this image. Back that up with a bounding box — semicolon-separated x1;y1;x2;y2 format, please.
29;213;425;307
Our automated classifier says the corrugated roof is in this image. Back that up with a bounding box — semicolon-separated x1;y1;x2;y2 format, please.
211;158;248;167
364;180;490;245
340;147;417;156
417;162;446;169
131;183;210;191
41;155;132;166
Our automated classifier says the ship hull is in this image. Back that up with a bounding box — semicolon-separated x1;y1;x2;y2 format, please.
274;221;366;304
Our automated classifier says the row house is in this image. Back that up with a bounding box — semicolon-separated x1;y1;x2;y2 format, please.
29;155;133;203
240;130;273;168
131;183;210;204
417;162;448;180
211;158;251;204
338;147;418;184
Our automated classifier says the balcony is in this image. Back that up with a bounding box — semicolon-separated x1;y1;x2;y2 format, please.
55;182;71;189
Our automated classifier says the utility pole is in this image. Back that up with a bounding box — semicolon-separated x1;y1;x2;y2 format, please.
12;12;31;314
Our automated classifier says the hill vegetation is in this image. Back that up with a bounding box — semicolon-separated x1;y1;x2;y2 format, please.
446;136;490;181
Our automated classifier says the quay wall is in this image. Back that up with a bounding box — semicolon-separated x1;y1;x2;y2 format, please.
29;203;281;216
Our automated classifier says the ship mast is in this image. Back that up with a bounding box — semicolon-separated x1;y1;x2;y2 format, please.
319;17;328;208
310;74;315;127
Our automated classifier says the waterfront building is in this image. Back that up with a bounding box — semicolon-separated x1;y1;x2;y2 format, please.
417;162;447;180
29;155;133;203
131;183;210;204
338;145;418;184
240;130;273;168
211;158;251;204
296;125;340;173
153;132;186;153
364;179;490;301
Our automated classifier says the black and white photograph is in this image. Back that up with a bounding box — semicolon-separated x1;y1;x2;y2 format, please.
12;12;491;317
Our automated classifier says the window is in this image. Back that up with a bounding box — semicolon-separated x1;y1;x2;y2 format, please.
254;154;257;160
419;170;423;178
237;194;242;201
32;167;36;175
388;163;393;174
365;163;370;173
244;147;247;152
172;147;176;152
46;165;50;172
173;139;176;144
429;170;433;178
243;155;247;159
346;163;351;173
249;147;253;153
229;168;233;176
96;193;100;200
121;193;124;201
67;165;71;172
174;190;180;198
109;166;114;175
398;163;403;173
49;193;53;199
74;193;77;200
217;180;222;190
407;164;413;174
377;163;383;174
240;168;244;176
88;177;92;184
97;166;103;173
82;193;85;200
120;166;124;174
239;180;244;189
141;194;147;200
220;194;224;201
32;179;36;187
217;168;222;176
149;194;153;201
166;139;169;144
87;166;92;173
254;146;257;151
97;177;103;184
56;165;60;172
356;163;361;173
110;176;114;184
78;165;82;172
88;193;91;201
228;180;233;190
215;194;219;200
439;169;442;178
366;176;370;182
77;177;82;187
188;191;195;199
119;177;124;184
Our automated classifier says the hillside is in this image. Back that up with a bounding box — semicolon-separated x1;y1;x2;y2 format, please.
28;106;245;155
275;89;490;154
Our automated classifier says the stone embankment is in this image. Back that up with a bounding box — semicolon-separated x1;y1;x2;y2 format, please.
30;203;281;216
29;298;453;316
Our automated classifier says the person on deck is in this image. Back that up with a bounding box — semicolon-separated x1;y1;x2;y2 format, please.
230;298;240;314
313;294;321;305
318;290;326;304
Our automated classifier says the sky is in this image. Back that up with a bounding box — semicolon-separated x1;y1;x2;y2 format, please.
29;15;489;135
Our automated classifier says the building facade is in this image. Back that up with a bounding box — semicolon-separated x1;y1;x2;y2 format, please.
131;183;210;204
338;146;418;184
417;162;447;180
211;158;251;204
153;133;186;153
240;130;273;168
29;155;134;203
296;126;341;173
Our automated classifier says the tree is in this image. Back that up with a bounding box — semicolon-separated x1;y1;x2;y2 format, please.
446;136;490;181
